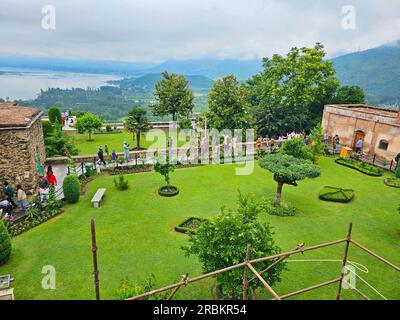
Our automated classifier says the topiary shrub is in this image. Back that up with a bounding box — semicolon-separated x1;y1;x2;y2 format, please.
114;175;129;191
63;175;81;203
396;165;400;179
319;186;355;203
0;220;12;266
48;107;62;124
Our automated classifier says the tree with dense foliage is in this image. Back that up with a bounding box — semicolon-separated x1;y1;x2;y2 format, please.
259;154;321;206
124;107;151;150
76;112;103;141
62;175;81;204
308;124;326;164
44;124;78;157
48;106;62;124
0;220;11;266
184;193;284;299
154;156;175;191
247;43;339;137
152;72;195;121
281;138;312;161
205;75;254;131
332;85;366;104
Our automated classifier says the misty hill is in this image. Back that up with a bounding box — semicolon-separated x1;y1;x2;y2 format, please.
148;59;262;80
333;41;400;106
111;73;214;93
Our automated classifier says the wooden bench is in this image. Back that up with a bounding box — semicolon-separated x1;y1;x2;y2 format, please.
91;188;106;208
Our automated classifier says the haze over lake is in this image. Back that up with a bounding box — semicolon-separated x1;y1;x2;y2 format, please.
0;68;121;100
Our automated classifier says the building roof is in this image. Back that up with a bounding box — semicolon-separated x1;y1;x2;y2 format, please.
325;104;399;118
0;102;43;129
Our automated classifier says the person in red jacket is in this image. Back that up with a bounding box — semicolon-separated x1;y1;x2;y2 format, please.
46;167;58;186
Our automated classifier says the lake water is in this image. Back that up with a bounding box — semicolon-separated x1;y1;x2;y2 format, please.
0;67;121;100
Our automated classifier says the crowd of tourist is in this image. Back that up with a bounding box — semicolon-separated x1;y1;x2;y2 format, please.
0;166;58;219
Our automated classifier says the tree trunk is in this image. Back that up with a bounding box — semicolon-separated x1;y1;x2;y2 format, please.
136;131;141;150
275;181;283;206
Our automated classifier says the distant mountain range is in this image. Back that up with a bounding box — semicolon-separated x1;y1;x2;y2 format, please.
1;40;400;105
333;41;400;106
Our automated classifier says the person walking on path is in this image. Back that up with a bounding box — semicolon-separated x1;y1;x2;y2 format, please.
38;174;50;202
111;150;118;167
16;184;29;212
98;146;107;166
46;168;58;186
333;134;340;153
3;181;17;208
123;142;131;163
355;138;363;154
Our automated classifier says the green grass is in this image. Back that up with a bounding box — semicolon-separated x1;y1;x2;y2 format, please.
1;157;399;300
68;131;186;156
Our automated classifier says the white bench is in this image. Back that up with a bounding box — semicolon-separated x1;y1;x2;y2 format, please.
91;188;106;208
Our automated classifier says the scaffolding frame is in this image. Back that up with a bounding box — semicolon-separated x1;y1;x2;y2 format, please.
89;221;400;300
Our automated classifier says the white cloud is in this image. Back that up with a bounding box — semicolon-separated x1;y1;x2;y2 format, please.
0;0;399;61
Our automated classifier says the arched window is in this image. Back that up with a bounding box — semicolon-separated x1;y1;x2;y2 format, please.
378;140;389;150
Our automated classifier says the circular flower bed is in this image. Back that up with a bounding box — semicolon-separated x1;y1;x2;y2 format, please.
158;186;179;197
384;178;400;188
319;186;355;203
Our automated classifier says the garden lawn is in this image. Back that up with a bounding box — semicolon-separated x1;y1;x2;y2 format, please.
0;157;399;300
67;131;186;156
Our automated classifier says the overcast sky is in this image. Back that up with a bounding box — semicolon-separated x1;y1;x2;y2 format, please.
0;0;399;62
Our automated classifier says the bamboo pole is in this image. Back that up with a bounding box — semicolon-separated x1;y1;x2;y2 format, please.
242;244;251;300
245;262;281;300
336;223;353;300
248;243;305;284
351;239;400;273
127;238;346;300
344;281;370;300
278;278;341;300
168;274;189;300
91;219;100;300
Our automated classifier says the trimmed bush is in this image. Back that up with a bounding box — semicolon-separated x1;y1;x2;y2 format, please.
175;217;207;235
396;165;400;179
114;175;129;191
63;175;81;203
158;186;179;197
48;107;62;124
319;186;354;203
384;178;400;188
0;220;12;265
335;158;382;176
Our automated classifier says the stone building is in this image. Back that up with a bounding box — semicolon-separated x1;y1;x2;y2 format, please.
322;104;400;160
0;102;45;189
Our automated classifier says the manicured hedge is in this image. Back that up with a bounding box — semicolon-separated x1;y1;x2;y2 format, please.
174;217;207;235
158;186;179;197
319;186;355;203
63;175;81;203
0;220;12;265
384;178;400;188
335;158;382;176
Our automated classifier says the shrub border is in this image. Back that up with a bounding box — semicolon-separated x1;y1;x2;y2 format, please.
174;217;207;235
384;178;400;189
158;186;179;197
335;158;382;177
319;186;355;203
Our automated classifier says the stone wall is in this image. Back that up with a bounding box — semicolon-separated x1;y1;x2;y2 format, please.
322;106;400;160
0;119;46;190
